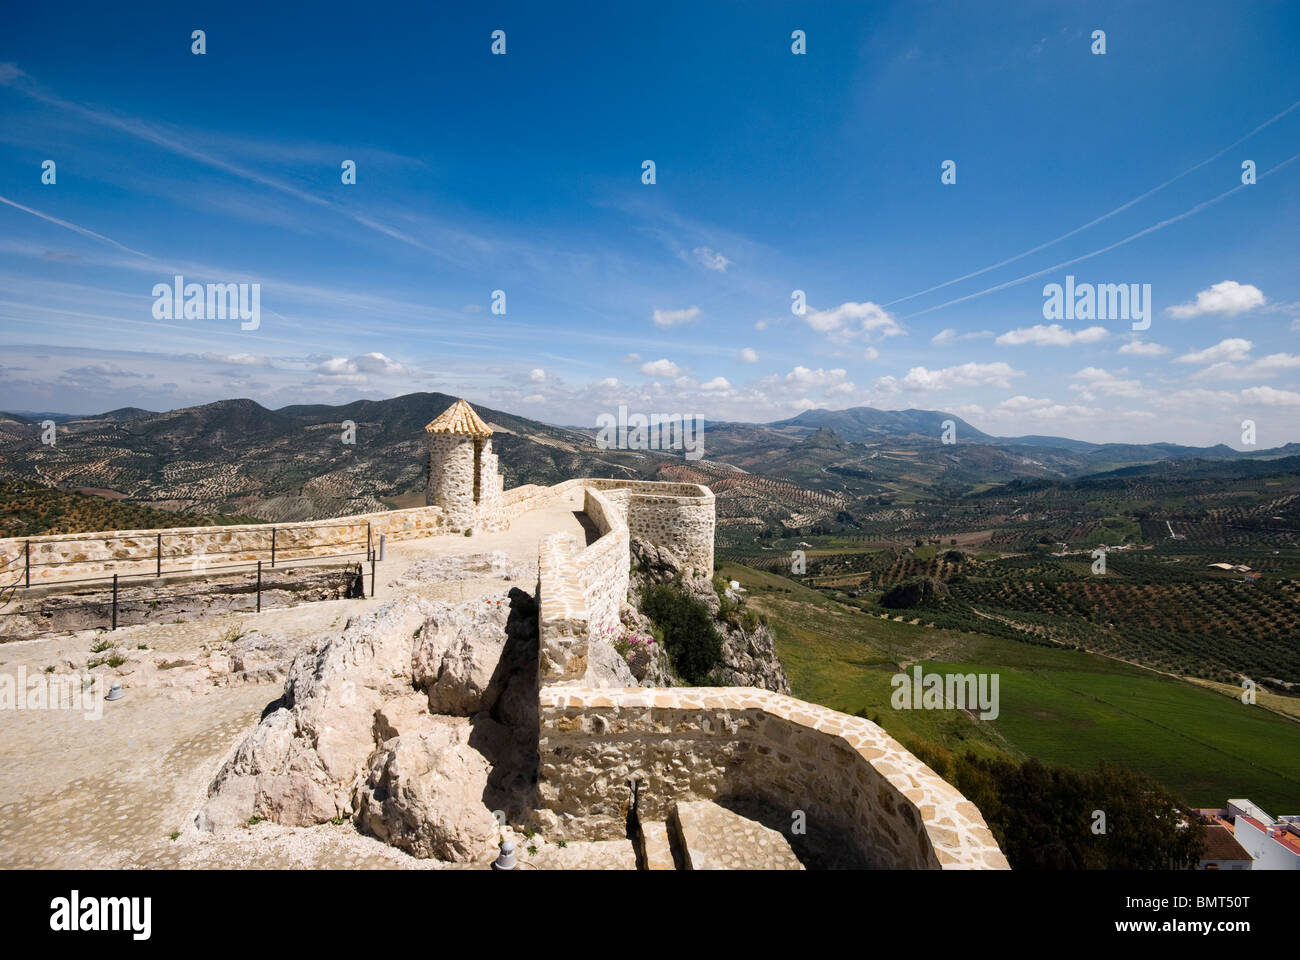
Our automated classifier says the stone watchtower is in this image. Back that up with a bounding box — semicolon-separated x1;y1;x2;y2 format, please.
425;398;502;532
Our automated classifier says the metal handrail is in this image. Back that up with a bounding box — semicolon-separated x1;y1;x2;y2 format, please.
11;520;374;588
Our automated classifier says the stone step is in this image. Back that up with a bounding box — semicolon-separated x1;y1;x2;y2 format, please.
667;800;805;870
637;820;676;870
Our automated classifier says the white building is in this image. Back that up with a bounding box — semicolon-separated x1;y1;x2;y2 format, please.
1229;799;1300;870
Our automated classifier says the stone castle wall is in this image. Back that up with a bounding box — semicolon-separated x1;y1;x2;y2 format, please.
536;486;633;685
0;477;714;590
0;505;448;587
535;686;1009;869
530;479;1009;870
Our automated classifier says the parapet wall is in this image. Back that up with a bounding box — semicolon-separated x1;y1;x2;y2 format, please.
536;686;1009;870
536;486;633;685
0;504;449;587
530;479;1008;870
0;476;714;590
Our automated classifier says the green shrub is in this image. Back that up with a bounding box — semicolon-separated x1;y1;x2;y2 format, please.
641;581;724;684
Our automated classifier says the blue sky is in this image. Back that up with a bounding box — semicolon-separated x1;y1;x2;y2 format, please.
1;0;1298;446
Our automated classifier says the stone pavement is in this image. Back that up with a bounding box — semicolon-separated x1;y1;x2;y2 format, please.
670;801;805;870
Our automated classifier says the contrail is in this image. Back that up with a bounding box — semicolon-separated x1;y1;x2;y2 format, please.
0;67;445;259
884;98;1300;308
900;150;1300;319
0;195;152;258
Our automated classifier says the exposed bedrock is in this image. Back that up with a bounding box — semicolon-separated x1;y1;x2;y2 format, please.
197;588;542;861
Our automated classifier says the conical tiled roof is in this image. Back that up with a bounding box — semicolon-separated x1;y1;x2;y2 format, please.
425;398;492;436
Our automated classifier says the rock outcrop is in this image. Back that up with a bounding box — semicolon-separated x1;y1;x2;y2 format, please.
628;537;789;693
197;589;540;861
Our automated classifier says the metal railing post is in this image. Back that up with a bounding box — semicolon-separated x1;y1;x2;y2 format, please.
111;574;119;631
367;522;372;561
370;555;376;597
256;560;262;613
271;527;277;568
156;532;162;577
24;540;30;588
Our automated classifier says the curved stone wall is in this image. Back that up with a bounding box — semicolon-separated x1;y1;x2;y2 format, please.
536;486;630;685
536;686;1009;870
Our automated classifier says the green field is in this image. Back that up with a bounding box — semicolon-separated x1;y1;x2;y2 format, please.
721;561;1300;812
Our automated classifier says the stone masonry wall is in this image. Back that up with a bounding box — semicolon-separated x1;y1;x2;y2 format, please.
0;505;448;587
529;478;1008;870
536;686;1009;870
575;487;630;636
536;486;631;686
0;477;712;589
427;433;475;529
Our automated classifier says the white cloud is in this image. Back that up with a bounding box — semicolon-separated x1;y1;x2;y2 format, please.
881;361;1024;393
1167;281;1266;318
804;301;903;340
691;246;731;272
640;358;681;378
352;353;408;375
1254;353;1300;371
201;352;265;366
995;396;1103;420
63;361;146;379
529;368;546;382
596;377;619;388
651;306;700;328
1240;385;1300;406
1118;339;1169;356
996;324;1109;347
932;328;994;345
624;353;641;363
1068;367;1145;399
314;354;408;381
863;347;879;360
522;393;545;404
1175;338;1253;365
784;366;849;388
700;376;732;392
739;347;758;363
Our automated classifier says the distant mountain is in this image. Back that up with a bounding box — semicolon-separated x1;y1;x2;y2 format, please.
2;394;1296;531
771;406;995;443
0;393;662;523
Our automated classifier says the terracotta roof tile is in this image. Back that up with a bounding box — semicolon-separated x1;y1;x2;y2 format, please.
425;398;492;436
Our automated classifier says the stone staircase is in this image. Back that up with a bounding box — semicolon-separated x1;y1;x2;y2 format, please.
637;800;805;870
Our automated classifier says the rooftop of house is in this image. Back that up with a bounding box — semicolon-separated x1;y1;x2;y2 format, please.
425;398;493;437
1201;824;1252;862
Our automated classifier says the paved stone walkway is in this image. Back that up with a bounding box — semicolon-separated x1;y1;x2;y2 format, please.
670;801;805;870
